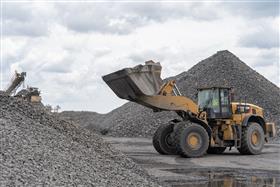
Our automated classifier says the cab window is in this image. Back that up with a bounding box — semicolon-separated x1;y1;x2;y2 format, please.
220;89;230;113
198;89;220;113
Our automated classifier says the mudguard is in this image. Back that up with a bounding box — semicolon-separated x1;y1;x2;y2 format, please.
241;115;266;133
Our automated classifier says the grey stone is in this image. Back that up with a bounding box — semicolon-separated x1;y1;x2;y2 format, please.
0;93;159;186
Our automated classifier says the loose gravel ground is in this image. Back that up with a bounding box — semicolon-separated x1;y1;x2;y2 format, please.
104;137;280;187
0;92;159;186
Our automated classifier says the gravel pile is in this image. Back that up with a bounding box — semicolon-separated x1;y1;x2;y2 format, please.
0;92;158;186
102;50;280;138
101;103;178;137
59;111;106;132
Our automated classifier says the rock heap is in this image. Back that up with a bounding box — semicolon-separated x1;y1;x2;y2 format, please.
59;111;105;131
0;92;158;186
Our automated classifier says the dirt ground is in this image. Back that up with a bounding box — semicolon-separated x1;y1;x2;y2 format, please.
104;137;280;187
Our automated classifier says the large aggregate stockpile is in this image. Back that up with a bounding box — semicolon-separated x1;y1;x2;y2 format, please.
59;111;105;131
0;92;158;186
102;50;280;138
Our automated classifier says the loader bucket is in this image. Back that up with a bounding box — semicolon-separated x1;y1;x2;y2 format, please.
102;61;163;101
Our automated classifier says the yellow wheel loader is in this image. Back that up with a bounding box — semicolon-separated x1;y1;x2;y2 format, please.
103;61;276;158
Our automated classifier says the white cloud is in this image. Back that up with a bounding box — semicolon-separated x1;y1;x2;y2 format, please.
3;3;57;36
3;2;224;36
2;2;279;113
238;18;279;49
222;2;279;18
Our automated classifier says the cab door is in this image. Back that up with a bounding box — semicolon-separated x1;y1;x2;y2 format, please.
219;88;232;118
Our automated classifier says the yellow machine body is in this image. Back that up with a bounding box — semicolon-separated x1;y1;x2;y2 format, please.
30;95;42;103
214;102;276;142
231;102;263;123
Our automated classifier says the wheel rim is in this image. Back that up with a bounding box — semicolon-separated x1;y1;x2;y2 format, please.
251;130;260;146
187;132;201;150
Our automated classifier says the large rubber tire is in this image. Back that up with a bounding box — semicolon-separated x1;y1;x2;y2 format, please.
152;122;177;155
238;122;264;155
207;147;226;154
175;122;209;158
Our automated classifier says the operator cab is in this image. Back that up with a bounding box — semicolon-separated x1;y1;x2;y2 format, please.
198;87;232;119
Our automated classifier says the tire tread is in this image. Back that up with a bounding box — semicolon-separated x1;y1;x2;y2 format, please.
152;122;176;155
238;122;264;155
174;122;209;158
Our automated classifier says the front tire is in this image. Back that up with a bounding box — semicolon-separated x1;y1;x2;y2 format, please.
152;122;177;155
238;122;264;155
175;122;209;158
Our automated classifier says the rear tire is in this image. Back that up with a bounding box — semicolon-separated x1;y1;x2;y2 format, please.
175;122;209;158
152;122;177;155
238;122;264;155
207;147;226;154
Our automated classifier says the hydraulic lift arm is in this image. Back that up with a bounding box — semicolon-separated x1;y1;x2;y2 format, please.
102;61;198;117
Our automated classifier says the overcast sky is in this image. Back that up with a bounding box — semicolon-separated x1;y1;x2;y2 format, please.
1;1;279;113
